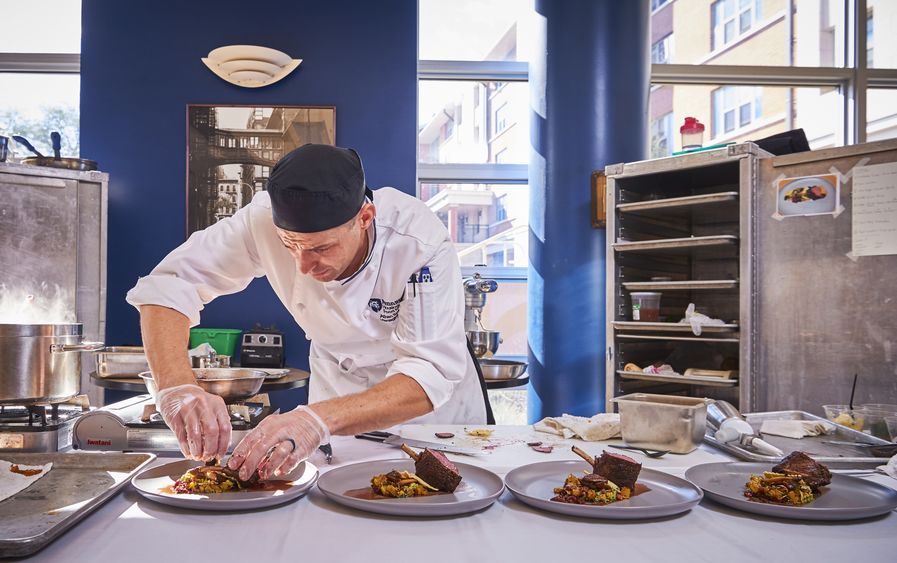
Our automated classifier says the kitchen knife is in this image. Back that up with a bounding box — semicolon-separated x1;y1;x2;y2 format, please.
355;431;488;456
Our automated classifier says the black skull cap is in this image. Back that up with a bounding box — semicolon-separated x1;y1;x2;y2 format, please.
267;143;367;233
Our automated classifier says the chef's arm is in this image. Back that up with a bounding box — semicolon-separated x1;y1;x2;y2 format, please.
139;304;195;388
309;374;433;435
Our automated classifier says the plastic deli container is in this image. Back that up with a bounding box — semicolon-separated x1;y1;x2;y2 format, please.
189;328;242;356
630;292;661;322
614;393;713;454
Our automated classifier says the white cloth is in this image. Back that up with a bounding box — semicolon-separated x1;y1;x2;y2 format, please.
879;454;897;480
759;420;837;439
533;413;621;441
679;303;725;336
126;188;485;424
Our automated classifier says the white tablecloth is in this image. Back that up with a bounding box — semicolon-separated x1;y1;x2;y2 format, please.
27;425;897;562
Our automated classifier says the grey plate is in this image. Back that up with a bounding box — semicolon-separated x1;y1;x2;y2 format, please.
317;458;504;516
685;462;897;521
505;460;703;519
131;459;318;511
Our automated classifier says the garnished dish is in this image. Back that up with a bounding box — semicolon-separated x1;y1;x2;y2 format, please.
369;444;463;498
784;185;827;203
550;446;642;505
170;462;255;495
743;451;832;506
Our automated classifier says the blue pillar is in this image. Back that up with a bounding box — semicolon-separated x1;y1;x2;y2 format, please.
528;0;649;420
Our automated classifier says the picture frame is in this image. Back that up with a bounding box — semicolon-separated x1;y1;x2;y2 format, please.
186;104;336;235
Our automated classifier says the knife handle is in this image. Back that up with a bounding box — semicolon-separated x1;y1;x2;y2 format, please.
355;433;388;443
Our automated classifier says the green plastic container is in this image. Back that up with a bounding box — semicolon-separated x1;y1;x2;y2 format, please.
189;328;242;356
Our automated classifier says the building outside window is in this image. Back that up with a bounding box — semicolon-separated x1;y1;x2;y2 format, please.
712;0;763;51
419;0;532;424
650;0;896;156
711;85;762;138
650;111;674;158
652;33;673;64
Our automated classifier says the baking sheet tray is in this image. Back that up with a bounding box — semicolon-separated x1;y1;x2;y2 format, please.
0;452;155;558
704;410;892;466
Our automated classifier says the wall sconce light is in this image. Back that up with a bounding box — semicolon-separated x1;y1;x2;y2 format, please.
201;45;302;88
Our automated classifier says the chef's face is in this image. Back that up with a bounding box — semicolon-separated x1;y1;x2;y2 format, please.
276;203;376;282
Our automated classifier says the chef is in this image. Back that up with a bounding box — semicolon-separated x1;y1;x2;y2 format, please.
126;144;488;481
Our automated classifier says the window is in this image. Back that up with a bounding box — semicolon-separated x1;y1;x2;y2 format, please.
650;112;673;158
651;1;894;147
651;34;673;64
1;1;81;159
711;86;762;138
419;1;530;423
651;0;671;11
711;0;762;51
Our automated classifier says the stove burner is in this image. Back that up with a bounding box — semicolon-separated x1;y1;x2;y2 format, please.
0;401;88;429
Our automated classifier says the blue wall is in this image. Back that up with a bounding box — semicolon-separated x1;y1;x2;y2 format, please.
81;0;418;408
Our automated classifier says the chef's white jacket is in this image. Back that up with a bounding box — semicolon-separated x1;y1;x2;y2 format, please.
126;188;486;424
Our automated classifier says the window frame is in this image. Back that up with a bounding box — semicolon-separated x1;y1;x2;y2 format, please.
417;59;529;278
652;0;896;146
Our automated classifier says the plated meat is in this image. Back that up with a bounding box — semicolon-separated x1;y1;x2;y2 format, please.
552;473;625;505
744;452;832;506
594;451;642;491
772;451;832;490
414;448;463;493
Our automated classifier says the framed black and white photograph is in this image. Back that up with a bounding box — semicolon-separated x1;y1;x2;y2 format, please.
186;104;336;234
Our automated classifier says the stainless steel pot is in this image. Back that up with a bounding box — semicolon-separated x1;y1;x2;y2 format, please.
0;323;104;404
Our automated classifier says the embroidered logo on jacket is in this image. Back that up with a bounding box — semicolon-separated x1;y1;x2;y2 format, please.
368;296;401;322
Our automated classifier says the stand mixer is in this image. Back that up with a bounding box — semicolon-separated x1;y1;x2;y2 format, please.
463;272;527;380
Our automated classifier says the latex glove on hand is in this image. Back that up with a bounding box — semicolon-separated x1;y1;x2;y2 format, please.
155;383;232;462
227;405;330;481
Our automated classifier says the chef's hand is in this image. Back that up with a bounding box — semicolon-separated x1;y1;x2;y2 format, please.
155;383;232;462
227;405;330;481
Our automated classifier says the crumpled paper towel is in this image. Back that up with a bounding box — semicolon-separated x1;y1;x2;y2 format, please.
533;413;621;441
188;342;216;357
679;303;726;336
759;420;837;439
879;454;897;480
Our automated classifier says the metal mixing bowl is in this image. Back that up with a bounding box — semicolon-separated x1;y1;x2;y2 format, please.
466;330;501;358
139;368;266;403
477;359;528;380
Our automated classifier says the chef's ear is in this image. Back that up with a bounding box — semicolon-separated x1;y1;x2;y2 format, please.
358;202;376;229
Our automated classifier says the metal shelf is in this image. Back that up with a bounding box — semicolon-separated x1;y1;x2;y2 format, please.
613;321;739;333
617;370;739;387
613;235;737;253
623;279;738;291
617;191;738;215
617;334;740;343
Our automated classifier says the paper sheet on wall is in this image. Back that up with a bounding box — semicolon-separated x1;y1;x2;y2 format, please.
852;161;897;257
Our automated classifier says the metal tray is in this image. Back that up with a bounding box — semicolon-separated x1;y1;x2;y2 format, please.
617;370;738;387
613;235;738;253
623;279;738;291
613;321;739;333
0;452;155;557
704;410;892;466
93;346;148;379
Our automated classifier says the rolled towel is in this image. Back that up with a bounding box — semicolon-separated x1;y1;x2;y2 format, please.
533;413;621;441
759;420;837;439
